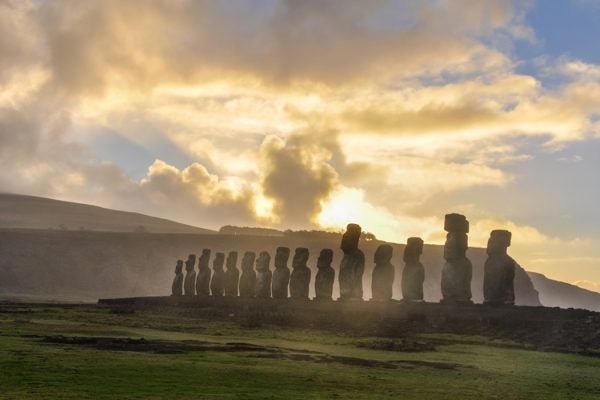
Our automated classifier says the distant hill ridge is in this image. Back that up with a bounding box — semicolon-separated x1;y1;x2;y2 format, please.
0;193;215;234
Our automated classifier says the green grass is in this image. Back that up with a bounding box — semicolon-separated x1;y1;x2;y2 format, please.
1;305;599;399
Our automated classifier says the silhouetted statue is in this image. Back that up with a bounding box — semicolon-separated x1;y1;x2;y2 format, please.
314;249;335;300
484;230;516;305
339;223;365;300
272;247;291;299
289;247;311;299
184;254;197;296
371;244;394;301
401;237;425;302
239;251;257;298
224;251;239;297
210;252;226;296
196;249;212;296
255;251;272;298
171;260;184;296
441;214;472;303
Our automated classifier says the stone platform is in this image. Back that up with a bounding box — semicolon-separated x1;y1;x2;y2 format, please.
98;296;600;353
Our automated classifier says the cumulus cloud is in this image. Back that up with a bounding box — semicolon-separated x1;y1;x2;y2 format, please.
260;134;339;227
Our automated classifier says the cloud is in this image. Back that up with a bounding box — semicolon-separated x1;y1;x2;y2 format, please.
573;280;600;293
2;0;528;96
260;134;339;227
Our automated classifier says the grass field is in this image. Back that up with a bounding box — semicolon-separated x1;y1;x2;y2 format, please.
1;304;600;399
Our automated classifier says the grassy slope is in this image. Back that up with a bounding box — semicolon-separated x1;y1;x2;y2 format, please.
0;193;215;234
1;305;599;399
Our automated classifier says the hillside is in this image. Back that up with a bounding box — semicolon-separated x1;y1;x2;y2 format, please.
0;193;215;234
529;272;600;310
0;195;598;311
0;228;540;306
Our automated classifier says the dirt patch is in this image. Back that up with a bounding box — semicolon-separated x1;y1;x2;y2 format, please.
397;360;462;370
42;335;276;354
355;338;436;352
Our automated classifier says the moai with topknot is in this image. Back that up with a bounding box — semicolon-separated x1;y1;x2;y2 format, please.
441;214;472;303
239;251;257;298
289;248;311;299
339;223;365;300
183;254;197;296
254;251;272;298
224;251;240;297
314;249;335;301
196;249;212;296
401;237;425;302
371;244;394;301
272;247;291;299
171;260;184;296
210;252;226;296
484;230;516;305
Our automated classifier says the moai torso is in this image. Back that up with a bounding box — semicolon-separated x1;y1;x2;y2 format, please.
196;249;212;296
484;230;516;305
339;224;365;300
224;252;239;296
171;260;184;296
315;249;335;300
289;248;311;299
371;244;394;301
254;251;272;298
401;237;425;302
441;214;472;303
272;247;291;299
210;252;226;296
183;254;197;296
239;251;257;298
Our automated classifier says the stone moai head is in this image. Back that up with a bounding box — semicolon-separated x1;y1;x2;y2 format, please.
226;252;238;271
374;244;393;264
175;260;183;274
443;213;469;261
317;248;334;269
444;213;469;233
275;247;291;269
185;254;196;271
292;248;309;269
340;223;362;253
255;251;271;271
212;252;225;271
403;237;424;263
487;230;511;255
241;251;256;272
199;249;211;268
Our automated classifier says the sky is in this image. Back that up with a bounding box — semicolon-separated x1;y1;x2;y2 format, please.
0;0;599;291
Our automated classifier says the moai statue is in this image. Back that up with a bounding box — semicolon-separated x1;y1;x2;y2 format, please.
239;251;257;298
210;252;226;296
183;254;197;296
440;214;472;303
272;247;291;299
196;249;212;296
314;249;335;301
171;260;184;296
401;237;425;302
371;244;394;301
483;230;516;305
224;251;239;297
254;251;272;298
339;223;365;300
289;247;311;299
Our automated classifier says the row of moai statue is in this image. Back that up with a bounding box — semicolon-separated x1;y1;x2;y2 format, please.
171;214;517;305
